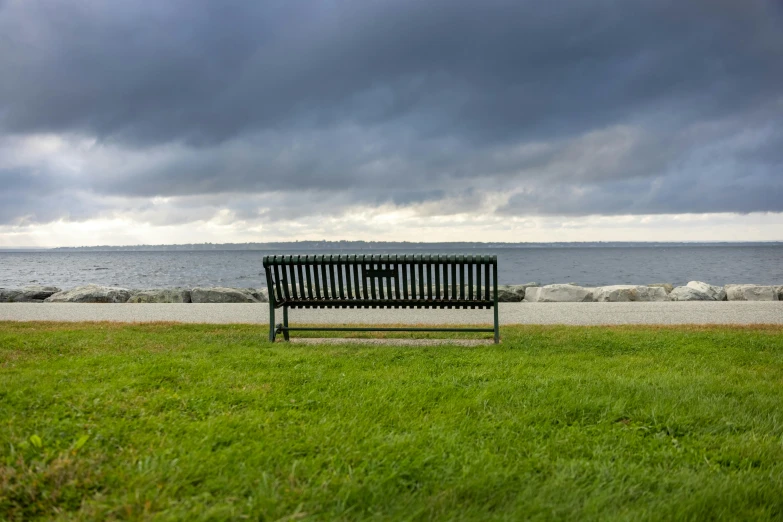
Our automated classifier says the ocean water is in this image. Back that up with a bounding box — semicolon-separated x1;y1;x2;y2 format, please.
1;246;782;289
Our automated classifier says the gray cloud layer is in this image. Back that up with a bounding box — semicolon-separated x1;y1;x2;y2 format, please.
1;0;782;225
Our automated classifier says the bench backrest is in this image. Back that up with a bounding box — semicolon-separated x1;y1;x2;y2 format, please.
263;254;498;309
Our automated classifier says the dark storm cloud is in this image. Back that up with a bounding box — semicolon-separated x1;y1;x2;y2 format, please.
0;0;782;225
0;166;104;224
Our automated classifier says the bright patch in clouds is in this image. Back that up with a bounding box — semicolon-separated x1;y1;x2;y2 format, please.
3;212;782;248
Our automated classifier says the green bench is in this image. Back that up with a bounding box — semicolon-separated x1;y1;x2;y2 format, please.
263;254;499;343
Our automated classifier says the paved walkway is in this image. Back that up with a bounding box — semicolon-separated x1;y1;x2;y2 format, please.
1;302;781;325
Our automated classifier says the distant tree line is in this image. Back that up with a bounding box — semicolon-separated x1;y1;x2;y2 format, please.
44;241;780;252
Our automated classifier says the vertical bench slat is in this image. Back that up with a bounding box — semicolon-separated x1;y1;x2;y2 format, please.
377;257;383;307
286;258;296;301
272;256;284;302
386;259;397;299
295;256;305;302
309;259;317;307
394;255;402;302
458;255;465;301
468;255;474;301
323;256;330;302
493;258;499;341
369;259;377;304
434;256;441;301
361;256;369;303
475;256;482;303
345;255;353;300
444;256;452;309
319;258;329;300
450;256;457;301
402;255;409;303
463;261;468;304
303;255;313;300
425;255;432;305
471;256;477;309
472;259;479;309
315;256;324;300
487;256;493;309
337;255;345;300
482;260;486;304
451;255;457;304
413;254;424;308
352;256;361;302
328;256;338;303
290;256;298;301
377;259;386;301
408;256;415;301
311;256;321;299
421;255;427;305
432;256;438;300
484;257;490;302
419;255;426;307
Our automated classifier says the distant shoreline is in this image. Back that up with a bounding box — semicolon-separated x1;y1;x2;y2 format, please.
2;240;783;252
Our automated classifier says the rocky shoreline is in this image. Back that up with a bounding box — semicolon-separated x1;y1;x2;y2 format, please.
1;282;782;303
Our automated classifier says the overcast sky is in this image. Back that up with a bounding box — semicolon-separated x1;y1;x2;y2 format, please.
1;0;782;246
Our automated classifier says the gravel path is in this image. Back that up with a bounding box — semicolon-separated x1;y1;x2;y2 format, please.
0;302;781;325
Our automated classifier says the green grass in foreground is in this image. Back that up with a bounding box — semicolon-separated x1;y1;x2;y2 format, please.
1;323;783;521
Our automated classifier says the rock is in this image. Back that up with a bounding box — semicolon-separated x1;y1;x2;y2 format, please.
497;283;538;302
593;285;669;302
686;281;726;301
777;286;783;301
725;284;779;301
0;288;23;302
669;286;713;301
514;282;539;300
191;287;260;303
45;284;132;303
249;288;269;302
0;285;62;302
22;285;62;300
523;284;594;302
668;282;727;302
497;286;521;302
128;288;192;303
648;283;674;294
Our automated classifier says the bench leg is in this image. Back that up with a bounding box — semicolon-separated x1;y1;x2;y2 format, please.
283;305;290;341
493;263;500;344
493;307;500;344
268;301;276;342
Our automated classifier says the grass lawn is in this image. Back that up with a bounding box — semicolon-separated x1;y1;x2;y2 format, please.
1;323;783;521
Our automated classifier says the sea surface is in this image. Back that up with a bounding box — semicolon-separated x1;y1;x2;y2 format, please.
2;245;782;289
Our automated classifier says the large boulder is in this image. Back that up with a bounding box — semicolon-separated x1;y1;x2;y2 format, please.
497;283;539;302
249;288;269;303
686;281;726;301
593;285;669;302
669;286;713;301
523;284;594;302
128;288;192;303
0;285;62;302
191;287;260;303
776;286;783;301
648;283;674;294
45;284;131;303
21;285;62;301
725;284;779;301
0;288;23;302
